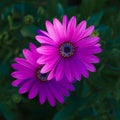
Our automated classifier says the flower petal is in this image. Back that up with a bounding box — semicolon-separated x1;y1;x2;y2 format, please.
70;58;81;80
11;63;33;72
67;16;76;40
45;20;59;42
73;20;86;42
19;79;34;94
11;71;34;79
76;36;100;47
47;69;55;80
48;82;64;104
78;62;89;78
53;18;64;40
39;85;47;104
82;25;94;39
45;84;56;106
37;29;50;37
28;81;39;99
55;59;64;81
23;49;37;66
11;79;26;87
64;59;73;82
60;82;75;91
62;15;68;28
37;46;57;55
14;58;34;70
35;35;56;46
78;58;96;72
41;55;60;74
54;81;70;96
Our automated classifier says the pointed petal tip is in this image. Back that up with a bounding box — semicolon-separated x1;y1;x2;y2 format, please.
90;25;95;31
11;72;15;78
11;81;17;87
45;20;52;26
35;35;40;41
28;93;36;100
18;89;25;94
81;20;87;25
50;102;56;107
29;42;35;48
22;48;27;54
36;58;42;65
47;75;54;81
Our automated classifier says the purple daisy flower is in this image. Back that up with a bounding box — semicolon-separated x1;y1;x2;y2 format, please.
36;15;102;82
11;43;75;107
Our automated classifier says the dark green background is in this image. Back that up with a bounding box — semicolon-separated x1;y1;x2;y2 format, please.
0;0;120;120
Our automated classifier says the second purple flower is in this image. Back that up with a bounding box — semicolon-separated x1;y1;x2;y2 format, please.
35;15;102;82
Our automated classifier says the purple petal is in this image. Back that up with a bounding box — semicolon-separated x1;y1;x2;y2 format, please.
81;25;94;39
54;81;70;96
37;30;50;38
94;43;101;47
11;79;26;87
29;43;40;59
39;85;47;104
28;81;39;99
67;16;76;40
40;63;54;74
86;47;102;54
72;57;82;81
77;46;102;54
70;58;80;80
48;82;64;104
15;58;34;70
11;71;34;79
62;15;68;37
11;63;33;72
86;55;100;63
19;79;34;94
73;20;86;42
78;59;96;72
23;49;37;66
29;42;37;53
37;54;58;65
74;56;89;78
35;35;57;46
78;61;89;78
76;36;100;47
45;84;56;106
40;55;60;74
62;15;68;27
78;54;100;63
45;20;59;42
60;82;75;91
53;18;64;40
64;59;73;82
47;69;55;80
55;59;64;81
37;46;57;55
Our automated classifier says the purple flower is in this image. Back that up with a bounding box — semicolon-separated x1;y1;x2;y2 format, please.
36;15;102;82
11;43;75;107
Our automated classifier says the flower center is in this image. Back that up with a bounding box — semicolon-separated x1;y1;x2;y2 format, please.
59;42;74;57
36;69;48;82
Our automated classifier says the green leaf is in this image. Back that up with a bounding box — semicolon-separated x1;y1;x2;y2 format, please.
0;103;14;120
0;63;9;76
20;25;39;38
53;98;87;120
87;11;104;27
113;100;120;120
57;3;64;16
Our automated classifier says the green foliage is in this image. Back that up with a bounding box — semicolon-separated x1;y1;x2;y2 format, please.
0;0;120;120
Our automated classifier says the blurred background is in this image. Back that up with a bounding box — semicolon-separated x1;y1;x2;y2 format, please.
0;0;120;120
